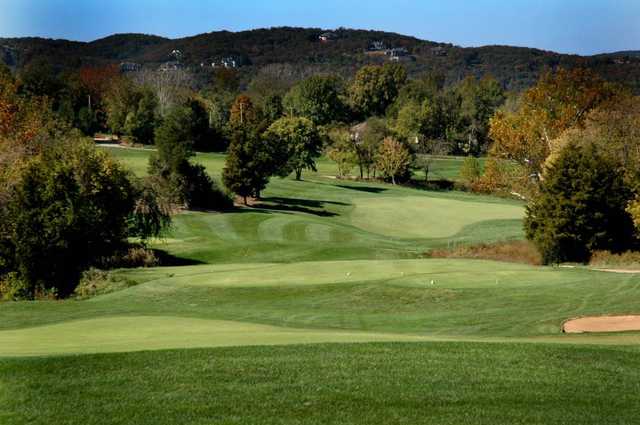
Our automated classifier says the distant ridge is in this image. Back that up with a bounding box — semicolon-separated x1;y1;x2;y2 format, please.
1;27;639;92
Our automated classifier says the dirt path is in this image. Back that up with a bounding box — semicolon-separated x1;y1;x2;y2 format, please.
563;315;640;333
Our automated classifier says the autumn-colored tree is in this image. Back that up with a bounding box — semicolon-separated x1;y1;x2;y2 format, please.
375;137;412;185
79;65;119;106
489;68;620;179
229;94;259;128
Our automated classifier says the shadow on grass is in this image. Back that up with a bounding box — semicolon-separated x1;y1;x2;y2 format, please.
153;250;207;266
335;185;388;193
249;197;348;217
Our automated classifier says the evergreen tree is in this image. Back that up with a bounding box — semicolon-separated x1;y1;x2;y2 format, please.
125;88;158;144
150;104;229;209
525;142;635;264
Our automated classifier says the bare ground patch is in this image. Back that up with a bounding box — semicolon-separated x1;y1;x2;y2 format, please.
563;315;640;333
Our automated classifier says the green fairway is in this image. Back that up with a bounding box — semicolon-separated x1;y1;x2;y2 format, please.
351;196;522;238
2;342;640;425
2;146;639;424
2;259;640;356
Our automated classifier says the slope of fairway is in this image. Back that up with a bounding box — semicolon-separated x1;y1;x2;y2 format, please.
351;196;523;238
0;316;432;356
2;258;640;357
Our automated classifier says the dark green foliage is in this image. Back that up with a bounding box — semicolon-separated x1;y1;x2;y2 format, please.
124;88;158;144
180;163;232;210
457;76;506;155
261;93;284;123
283;75;345;125
5;138;136;297
525;142;636;264
150;104;228;210
127;181;172;241
18;59;62;100
186;99;214;151
222;127;273;204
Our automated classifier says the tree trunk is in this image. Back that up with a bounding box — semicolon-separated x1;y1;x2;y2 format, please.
243;195;248;205
391;175;396;185
295;169;302;181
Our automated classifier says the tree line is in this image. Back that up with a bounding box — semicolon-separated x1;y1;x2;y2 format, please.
2;57;640;298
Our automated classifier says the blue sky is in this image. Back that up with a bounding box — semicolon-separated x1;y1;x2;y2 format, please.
0;0;638;55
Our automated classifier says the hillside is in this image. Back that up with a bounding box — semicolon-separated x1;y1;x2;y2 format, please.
1;27;640;91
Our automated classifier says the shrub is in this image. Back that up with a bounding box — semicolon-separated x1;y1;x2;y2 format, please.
459;157;482;187
589;250;640;270
429;240;542;266
525;142;635;264
74;268;138;299
96;245;160;269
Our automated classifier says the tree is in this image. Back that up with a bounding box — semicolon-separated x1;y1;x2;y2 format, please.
229;94;259;128
352;117;389;179
133;69;194;117
264;116;322;180
150;104;229;209
6;137;137;297
459;157;482;187
375;137;412;185
104;76;141;136
283;75;345;125
525;142;635;264
489;68;620;179
327;127;357;178
457;76;505;155
124;87;158;144
222;128;273;204
349;63;407;118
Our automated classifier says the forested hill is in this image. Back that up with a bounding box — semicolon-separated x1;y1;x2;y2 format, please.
1;27;639;92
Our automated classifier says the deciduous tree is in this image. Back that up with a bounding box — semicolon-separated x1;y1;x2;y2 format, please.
375;137;411;185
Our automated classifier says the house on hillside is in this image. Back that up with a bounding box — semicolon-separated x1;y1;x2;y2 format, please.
120;62;141;72
159;61;184;72
386;47;415;62
319;32;337;43
431;46;447;56
368;41;386;51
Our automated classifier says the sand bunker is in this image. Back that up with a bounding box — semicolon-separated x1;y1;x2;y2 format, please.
563;315;640;333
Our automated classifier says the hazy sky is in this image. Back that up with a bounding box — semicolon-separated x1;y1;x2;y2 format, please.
1;0;638;55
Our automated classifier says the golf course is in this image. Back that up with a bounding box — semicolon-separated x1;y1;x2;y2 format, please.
2;147;640;424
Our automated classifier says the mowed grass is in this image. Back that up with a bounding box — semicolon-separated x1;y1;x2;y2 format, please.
2;146;640;424
2;342;640;425
104;147;524;263
2;259;640;356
